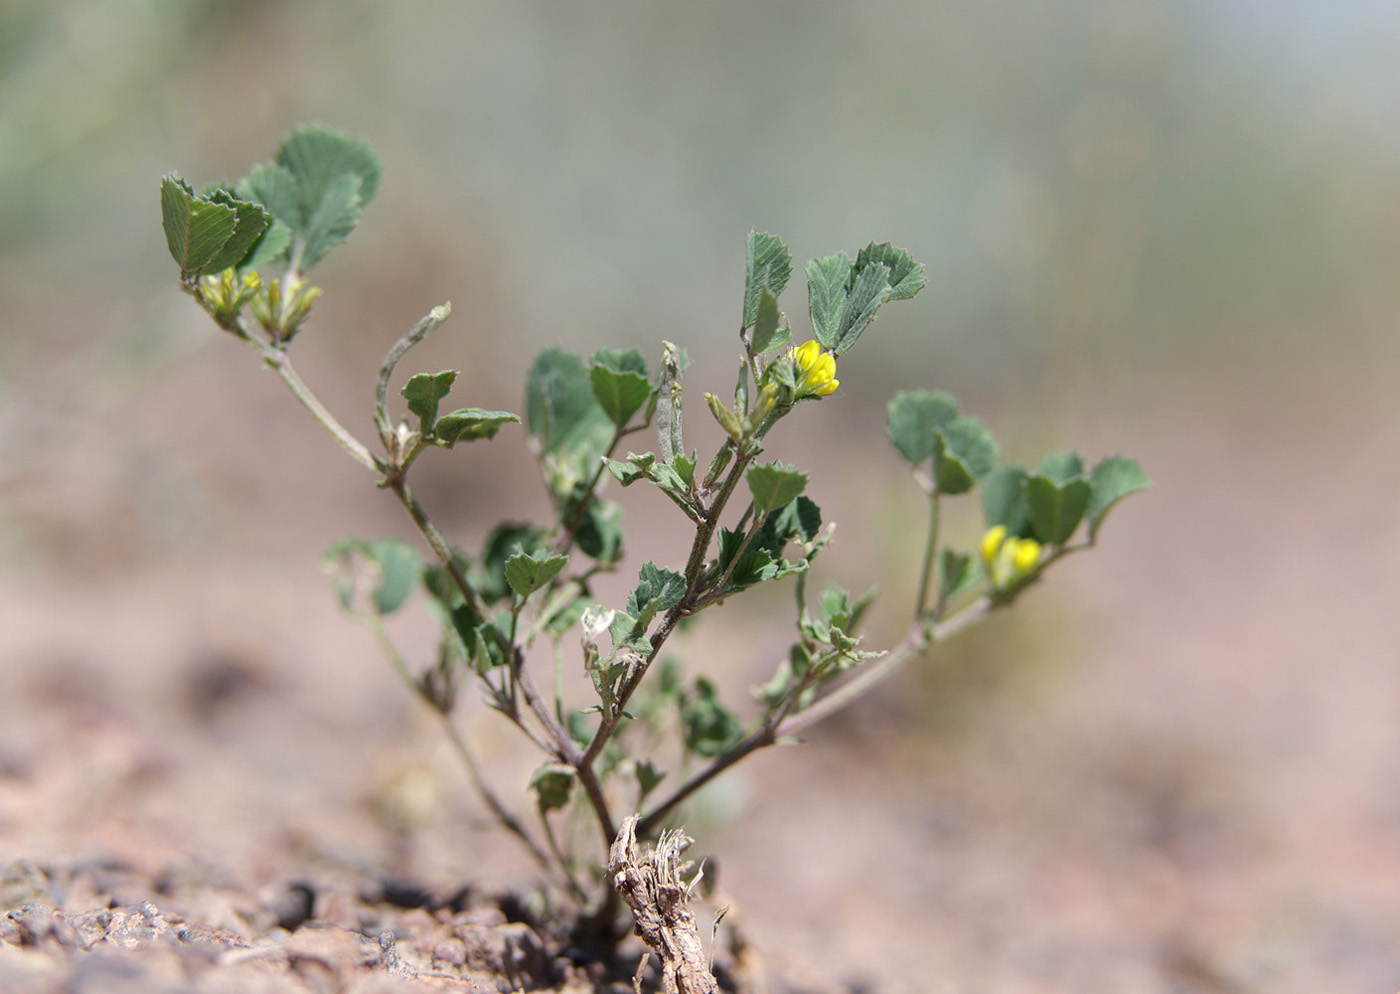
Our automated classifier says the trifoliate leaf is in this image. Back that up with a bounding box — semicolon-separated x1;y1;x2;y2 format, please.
504;550;568;598
401;370;457;431
432;408;520;446
887;390;960;467
806;253;854;351
1086;455;1150;541
746;461;809;513
855;242;927;300
744;232;793;329
1026;475;1093;546
237;125;382;272
982;465;1031;535
932;417;998;495
161;175;238;280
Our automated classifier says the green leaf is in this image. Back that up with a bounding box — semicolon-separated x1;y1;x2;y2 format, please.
432;408;520;446
239;163;301;234
276;123;382;211
855;242;926;300
887;390;960;467
627;562;686;629
589;356;651;427
324;538;421;615
806;253;854;350
634;759;665;798
608;609;652;656
237;125;382;271
751;287;790;354
832;259;891;355
161;175;238;279
605;455;650;486
504;550;569;598
368;539;422;614
680;677;743;758
201;188;273;274
527;348;614;499
401;370;457;431
298;171;364;269
746;461;808;513
932;417;999;495
982;466;1031;535
475;523;547;604
768;495;822;544
529;764;575;812
937;548;979;601
575;499;624;562
1026;475;1093;546
526;348;611;455
1037;450;1085;486
744;232;793;329
1086;455;1150;541
241;217;292;271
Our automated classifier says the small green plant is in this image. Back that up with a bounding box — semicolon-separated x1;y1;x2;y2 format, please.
162;124;1146;952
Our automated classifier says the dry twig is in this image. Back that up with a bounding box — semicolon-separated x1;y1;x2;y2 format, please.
609;815;719;994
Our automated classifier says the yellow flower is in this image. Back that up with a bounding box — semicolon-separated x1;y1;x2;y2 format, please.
980;525;1008;565
788;340;839;397
980;525;1041;588
1010;537;1041;573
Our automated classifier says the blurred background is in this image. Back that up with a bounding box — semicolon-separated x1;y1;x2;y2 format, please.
3;1;1400;991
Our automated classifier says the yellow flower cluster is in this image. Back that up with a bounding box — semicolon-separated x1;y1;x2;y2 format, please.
788;340;839;397
980;525;1041;587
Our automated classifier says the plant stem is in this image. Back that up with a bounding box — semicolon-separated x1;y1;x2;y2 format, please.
375;305;452;434
578;449;754;773
639;596;997;832
781;597;992;738
914;489;940;621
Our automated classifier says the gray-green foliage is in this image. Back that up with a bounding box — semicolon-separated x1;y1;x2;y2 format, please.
161;128;1148;914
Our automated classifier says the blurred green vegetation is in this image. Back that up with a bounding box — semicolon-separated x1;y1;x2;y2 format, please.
5;0;1398;379
3;0;1396;553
